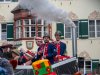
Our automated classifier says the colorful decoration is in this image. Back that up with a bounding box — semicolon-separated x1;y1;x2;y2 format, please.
55;55;70;62
32;59;57;75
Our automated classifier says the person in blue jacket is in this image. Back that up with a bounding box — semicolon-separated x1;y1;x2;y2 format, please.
54;31;67;57
0;58;14;75
36;33;57;64
0;48;14;75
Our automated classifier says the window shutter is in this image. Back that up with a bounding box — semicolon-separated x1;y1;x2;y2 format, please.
79;20;88;39
7;23;14;41
56;23;64;39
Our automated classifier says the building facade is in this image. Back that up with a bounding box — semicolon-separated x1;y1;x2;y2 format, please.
0;0;100;59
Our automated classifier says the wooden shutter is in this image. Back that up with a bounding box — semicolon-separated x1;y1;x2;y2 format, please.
79;20;88;39
56;23;64;39
7;23;14;41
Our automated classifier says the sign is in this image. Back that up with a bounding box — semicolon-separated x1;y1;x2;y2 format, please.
26;41;34;50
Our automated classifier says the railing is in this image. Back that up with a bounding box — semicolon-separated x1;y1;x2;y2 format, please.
15;57;78;75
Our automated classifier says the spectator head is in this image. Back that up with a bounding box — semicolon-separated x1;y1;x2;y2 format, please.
43;32;50;39
43;33;50;43
55;31;62;41
35;37;43;46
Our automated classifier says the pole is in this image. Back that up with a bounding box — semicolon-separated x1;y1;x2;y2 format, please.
72;27;77;57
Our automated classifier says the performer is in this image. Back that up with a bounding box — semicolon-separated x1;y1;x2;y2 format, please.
26;37;43;65
54;31;67;59
0;57;14;75
35;37;44;60
36;33;57;64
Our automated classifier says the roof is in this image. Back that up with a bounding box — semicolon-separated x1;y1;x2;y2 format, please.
11;5;28;13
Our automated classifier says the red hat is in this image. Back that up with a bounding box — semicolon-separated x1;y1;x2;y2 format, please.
25;50;35;58
35;37;43;40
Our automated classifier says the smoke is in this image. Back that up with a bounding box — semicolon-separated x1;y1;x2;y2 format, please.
19;0;76;27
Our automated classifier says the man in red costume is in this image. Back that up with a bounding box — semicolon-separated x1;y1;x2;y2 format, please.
53;31;67;61
36;33;57;64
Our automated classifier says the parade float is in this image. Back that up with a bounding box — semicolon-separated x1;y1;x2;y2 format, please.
31;57;79;75
15;57;79;75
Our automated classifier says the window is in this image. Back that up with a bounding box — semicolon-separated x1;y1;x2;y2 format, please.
37;19;44;25
56;23;64;39
1;24;7;40
96;20;100;37
44;26;48;34
89;20;100;38
0;0;18;2
64;21;79;38
15;18;48;39
15;20;22;39
38;26;42;37
31;26;36;37
7;23;14;41
89;20;95;37
23;19;43;25
23;19;44;38
16;27;21;39
79;20;88;39
65;26;71;38
16;20;21;26
25;27;30;37
74;21;79;38
57;19;100;39
24;19;29;25
31;17;36;24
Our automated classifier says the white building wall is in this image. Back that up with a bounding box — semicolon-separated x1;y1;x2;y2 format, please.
0;0;100;22
50;0;100;59
0;2;18;22
50;0;100;19
65;39;100;59
0;0;100;60
0;2;18;44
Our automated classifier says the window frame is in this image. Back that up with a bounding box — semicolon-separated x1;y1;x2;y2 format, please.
88;20;96;38
15;18;48;39
96;20;100;37
1;23;7;40
16;27;21;39
88;19;100;38
0;0;18;3
64;20;79;39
